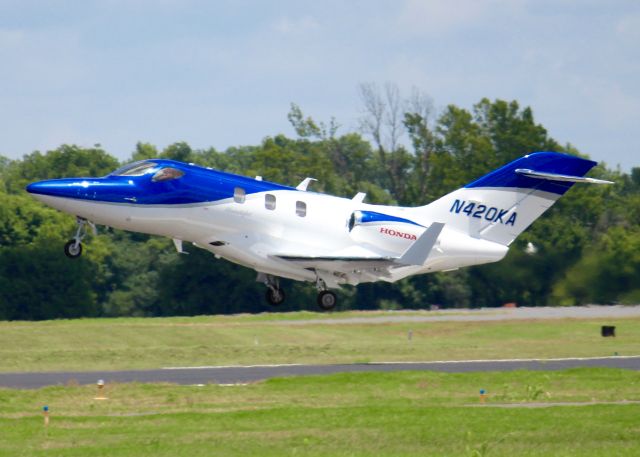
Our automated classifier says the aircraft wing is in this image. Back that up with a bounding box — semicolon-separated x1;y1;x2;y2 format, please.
272;223;445;277
273;255;396;276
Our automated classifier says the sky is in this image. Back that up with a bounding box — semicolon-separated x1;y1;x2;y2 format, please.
0;0;638;171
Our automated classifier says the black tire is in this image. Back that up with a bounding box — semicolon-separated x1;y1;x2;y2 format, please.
265;287;285;306
64;240;83;259
317;291;337;311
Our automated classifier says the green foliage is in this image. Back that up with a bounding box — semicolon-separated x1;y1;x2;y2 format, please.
130;141;159;162
1;311;639;372
0;96;637;319
0;241;97;320
552;226;640;305
2;370;640;456
3;144;119;193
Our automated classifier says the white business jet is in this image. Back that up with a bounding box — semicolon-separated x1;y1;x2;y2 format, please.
26;151;611;310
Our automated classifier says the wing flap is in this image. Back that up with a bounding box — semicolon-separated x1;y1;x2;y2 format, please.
273;255;394;273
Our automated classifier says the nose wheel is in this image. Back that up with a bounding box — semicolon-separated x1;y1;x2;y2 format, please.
64;239;83;258
63;217;95;259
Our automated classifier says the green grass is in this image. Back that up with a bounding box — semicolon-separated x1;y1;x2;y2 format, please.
0;312;638;372
1;369;639;456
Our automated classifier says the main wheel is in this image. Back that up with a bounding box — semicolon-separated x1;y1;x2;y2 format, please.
64;240;83;259
265;287;285;306
317;290;337;311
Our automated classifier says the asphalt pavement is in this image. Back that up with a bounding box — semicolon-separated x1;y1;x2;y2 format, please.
1;356;639;389
3;305;638;389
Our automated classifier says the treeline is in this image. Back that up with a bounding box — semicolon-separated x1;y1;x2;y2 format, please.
0;94;638;320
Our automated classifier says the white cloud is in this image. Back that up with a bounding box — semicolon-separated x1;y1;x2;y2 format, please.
583;82;640;132
0;26;88;91
272;15;320;35
397;0;525;35
616;13;640;42
0;28;25;48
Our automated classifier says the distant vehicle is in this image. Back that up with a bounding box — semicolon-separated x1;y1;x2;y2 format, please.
26;152;611;310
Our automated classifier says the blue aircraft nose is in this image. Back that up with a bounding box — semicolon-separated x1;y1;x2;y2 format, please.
27;177;143;203
25;181;48;195
26;179;84;199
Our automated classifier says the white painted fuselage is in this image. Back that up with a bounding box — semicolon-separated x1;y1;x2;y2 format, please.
27;152;608;295
31;187;508;288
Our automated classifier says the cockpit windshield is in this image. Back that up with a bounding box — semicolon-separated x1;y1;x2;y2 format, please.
111;161;158;177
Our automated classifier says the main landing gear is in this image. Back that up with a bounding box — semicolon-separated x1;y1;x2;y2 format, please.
315;277;337;311
264;275;286;306
64;217;95;259
317;290;337;311
259;273;338;311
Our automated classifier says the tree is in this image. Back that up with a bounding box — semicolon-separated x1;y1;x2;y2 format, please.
4;145;120;193
1;91;638;320
0;240;98;320
288;103;340;140
358;82;414;203
404;88;437;203
551;226;640;305
130;142;159;162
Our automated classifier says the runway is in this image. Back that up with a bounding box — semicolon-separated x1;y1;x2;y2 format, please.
283;305;640;325
1;356;639;389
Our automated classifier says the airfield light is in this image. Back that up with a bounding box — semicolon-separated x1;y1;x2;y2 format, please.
94;379;108;400
479;389;487;404
43;405;49;427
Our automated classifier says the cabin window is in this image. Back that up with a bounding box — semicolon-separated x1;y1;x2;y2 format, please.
265;194;276;210
234;187;246;203
296;201;307;217
152;167;185;182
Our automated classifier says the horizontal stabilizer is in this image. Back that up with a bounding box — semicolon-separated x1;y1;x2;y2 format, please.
396;222;444;266
515;168;613;185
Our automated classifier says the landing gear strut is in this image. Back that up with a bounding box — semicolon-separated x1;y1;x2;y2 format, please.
64;217;95;259
263;274;285;306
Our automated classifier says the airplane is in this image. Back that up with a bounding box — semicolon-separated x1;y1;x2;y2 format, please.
26;151;612;310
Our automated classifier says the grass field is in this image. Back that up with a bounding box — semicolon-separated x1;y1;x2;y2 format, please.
1;369;639;456
2;312;640;455
0;312;638;372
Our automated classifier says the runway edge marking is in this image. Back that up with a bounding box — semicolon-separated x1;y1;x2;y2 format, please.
162;355;640;370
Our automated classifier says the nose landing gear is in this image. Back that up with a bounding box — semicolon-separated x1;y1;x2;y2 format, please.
63;239;83;258
63;217;95;259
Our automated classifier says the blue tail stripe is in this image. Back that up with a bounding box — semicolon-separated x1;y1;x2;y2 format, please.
465;152;597;195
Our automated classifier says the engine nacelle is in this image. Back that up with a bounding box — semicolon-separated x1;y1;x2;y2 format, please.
348;210;424;253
